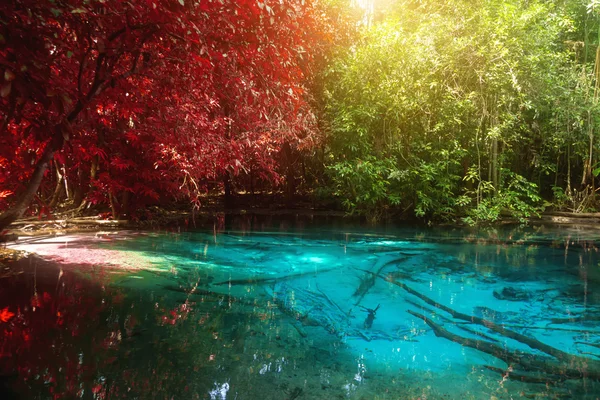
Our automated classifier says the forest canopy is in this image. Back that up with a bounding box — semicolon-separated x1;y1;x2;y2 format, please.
1;0;600;226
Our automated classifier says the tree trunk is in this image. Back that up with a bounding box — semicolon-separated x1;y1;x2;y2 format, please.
582;110;594;187
90;155;99;181
0;127;64;231
223;172;233;208
281;142;296;204
72;166;85;208
249;166;254;196
48;162;65;209
0;28;146;232
491;136;498;193
120;191;130;218
109;191;118;220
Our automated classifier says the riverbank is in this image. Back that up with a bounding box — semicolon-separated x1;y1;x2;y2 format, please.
3;191;600;251
3;209;600;243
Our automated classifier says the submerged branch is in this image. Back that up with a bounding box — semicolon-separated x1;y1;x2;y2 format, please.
404;296;594;334
407;310;524;365
212;266;340;286
162;285;259;307
408;310;596;380
352;257;406;306
386;276;599;369
483;365;563;384
315;282;347;316
576;342;600;350
550;315;600;324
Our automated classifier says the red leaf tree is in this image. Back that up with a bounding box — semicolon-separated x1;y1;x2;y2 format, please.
0;0;330;227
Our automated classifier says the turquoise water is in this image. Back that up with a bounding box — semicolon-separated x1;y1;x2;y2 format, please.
2;220;600;399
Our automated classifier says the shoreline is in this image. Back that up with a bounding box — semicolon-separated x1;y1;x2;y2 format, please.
3;209;600;237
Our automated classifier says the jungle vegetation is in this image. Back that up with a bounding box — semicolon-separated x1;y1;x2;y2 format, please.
2;0;600;226
321;0;600;223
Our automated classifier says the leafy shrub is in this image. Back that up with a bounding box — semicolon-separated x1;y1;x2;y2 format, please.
463;170;543;225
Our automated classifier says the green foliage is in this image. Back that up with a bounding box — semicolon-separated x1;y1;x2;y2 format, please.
389;145;467;220
463;171;543;225
327;157;399;219
551;185;571;210
320;0;590;223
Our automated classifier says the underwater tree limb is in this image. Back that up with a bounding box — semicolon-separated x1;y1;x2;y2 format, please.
387;277;599;368
504;325;596;334
315;282;347;316
407;310;524;365
352;258;405;306
403;297;590;335
550;315;600;324
408;310;599;380
212;266;340;286
576;342;600;349
483;365;563;384
457;324;503;344
290;320;308;338
162;285;259;306
581;352;600;359
408;310;523;362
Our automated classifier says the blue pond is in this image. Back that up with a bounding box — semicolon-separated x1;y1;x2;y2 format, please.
2;218;600;399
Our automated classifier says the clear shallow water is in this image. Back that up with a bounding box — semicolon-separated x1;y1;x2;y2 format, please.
2;220;600;399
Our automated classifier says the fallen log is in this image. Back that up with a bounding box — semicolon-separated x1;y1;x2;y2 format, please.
544;211;600;219
408;310;599;380
405;296;595;334
387;277;600;369
0;234;18;243
407;310;524;365
11;219;129;226
457;323;503;344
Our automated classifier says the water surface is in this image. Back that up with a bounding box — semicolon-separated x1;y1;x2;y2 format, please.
2;219;599;399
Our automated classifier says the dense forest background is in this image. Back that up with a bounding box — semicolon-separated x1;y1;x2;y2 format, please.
2;0;600;226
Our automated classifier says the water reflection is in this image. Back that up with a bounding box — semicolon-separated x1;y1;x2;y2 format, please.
2;220;600;399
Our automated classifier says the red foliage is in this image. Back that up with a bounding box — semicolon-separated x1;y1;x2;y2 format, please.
0;273;111;398
0;0;334;216
0;306;14;323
